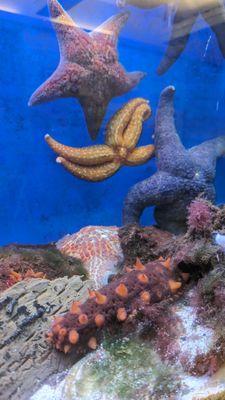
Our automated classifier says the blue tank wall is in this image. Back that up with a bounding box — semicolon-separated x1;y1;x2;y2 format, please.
1;9;225;245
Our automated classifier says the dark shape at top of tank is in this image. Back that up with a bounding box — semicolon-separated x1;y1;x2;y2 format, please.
118;0;225;74
28;0;145;140
123;86;225;233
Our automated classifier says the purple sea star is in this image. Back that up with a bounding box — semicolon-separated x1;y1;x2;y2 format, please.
123;86;225;233
28;0;145;140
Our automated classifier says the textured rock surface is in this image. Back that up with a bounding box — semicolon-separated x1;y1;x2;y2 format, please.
0;276;92;400
0;243;85;292
119;224;174;265
57;226;123;288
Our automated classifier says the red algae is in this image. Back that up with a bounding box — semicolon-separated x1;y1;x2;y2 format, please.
187;198;214;236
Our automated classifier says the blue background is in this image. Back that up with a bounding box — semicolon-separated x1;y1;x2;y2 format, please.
1;3;225;245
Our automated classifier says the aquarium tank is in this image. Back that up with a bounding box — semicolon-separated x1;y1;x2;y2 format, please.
2;0;225;399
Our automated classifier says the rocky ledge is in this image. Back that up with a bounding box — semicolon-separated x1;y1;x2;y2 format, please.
0;276;92;400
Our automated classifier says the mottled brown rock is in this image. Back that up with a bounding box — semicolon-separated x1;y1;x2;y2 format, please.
0;243;86;292
0;276;92;400
119;225;175;266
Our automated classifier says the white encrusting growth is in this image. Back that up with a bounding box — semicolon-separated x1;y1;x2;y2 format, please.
175;304;214;365
31;293;225;400
215;232;225;249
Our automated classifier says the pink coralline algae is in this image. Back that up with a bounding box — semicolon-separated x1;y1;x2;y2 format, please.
47;259;184;355
56;226;123;288
187;198;214;236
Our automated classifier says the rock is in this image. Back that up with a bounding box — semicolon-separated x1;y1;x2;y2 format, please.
152;287;225;376
118;225;174;265
57;226;123;288
31;298;225;400
0;276;92;400
0;244;86;292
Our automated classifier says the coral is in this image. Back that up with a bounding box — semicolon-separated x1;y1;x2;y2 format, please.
117;0;225;74
56;226;123;288
123;86;225;234
47;259;184;354
187;198;214;237
28;0;145;140
45;98;154;181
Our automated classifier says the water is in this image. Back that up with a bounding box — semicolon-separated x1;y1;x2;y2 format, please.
2;1;225;399
1;0;225;244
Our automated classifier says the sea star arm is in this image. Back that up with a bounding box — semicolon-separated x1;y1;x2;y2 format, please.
123;171;189;224
48;0;75;26
202;1;225;57
45;134;115;165
155;86;205;180
28;63;89;106
105;98;148;148
189;136;225;178
91;12;130;47
122;102;151;150
56;157;121;181
80;99;110;141
125;145;155;165
109;68;146;99
48;0;92;62
123;71;146;93
157;0;198;75
79;70;145;140
154;86;186;166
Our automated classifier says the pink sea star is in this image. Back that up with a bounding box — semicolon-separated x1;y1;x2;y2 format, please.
56;226;123;288
28;0;145;140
